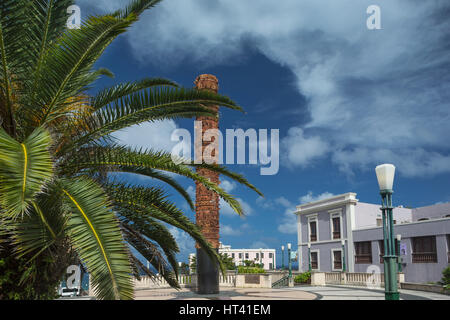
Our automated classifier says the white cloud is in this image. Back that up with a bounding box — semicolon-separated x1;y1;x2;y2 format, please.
274;196;293;208
113;120;179;153
220;197;253;217
299;191;335;204
332;147;450;178
277;207;298;235
256;196;293;210
180;185;196;211
220;223;249;236
256;196;272;209
220;224;241;236
277;191;335;234
186;185;195;198
77;0;122;13
249;241;269;249
282;127;329;168
276;197;297;234
168;226;195;257
221;179;237;193
81;0;450;178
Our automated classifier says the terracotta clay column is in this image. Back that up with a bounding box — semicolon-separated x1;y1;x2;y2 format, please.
194;74;220;294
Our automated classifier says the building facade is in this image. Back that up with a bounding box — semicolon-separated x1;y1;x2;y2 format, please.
190;243;277;271
295;193;450;283
218;243;276;270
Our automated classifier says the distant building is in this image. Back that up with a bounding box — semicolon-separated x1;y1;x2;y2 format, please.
295;193;450;283
189;243;276;271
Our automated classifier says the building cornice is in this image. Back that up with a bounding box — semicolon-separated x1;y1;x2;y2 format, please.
353;216;450;231
295;193;358;215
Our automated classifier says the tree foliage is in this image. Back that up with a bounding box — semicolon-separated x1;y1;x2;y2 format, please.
0;0;261;300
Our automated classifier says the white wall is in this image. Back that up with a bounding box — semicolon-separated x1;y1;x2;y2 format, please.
354;202;412;229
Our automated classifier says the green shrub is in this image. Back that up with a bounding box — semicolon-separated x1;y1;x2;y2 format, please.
237;266;266;274
0;239;77;300
442;266;450;286
220;254;237;270
294;272;311;284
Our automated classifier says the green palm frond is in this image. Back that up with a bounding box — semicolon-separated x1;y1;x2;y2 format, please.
192;162;263;197
9;198;66;260
109;167;195;210
129;255;153;280
121;222;179;289
107;182;226;275
112;0;164;18
0;127;53;217
119;213;179;272
0;0;31;136
65;146;245;216
34;14;138;125
91;78;179;110
27;0;76;97
59;176;133;300
0;0;261;299
63;87;243;153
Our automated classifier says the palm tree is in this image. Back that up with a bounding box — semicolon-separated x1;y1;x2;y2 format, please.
0;0;262;300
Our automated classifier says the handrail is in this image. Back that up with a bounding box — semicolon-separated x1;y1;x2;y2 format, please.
271;275;289;288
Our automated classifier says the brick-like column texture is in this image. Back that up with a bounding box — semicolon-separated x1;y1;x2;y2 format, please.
194;74;220;249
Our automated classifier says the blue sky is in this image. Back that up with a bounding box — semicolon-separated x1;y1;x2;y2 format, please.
76;0;450;265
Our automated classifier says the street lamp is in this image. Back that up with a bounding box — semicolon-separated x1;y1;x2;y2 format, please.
281;245;285;270
287;243;292;280
376;164;399;300
308;243;312;272
341;239;346;272
396;234;402;273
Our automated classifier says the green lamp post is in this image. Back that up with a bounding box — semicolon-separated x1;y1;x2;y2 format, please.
376;164;400;300
281;245;285;270
341;239;346;272
287;243;292;280
308;243;312;272
396;234;402;273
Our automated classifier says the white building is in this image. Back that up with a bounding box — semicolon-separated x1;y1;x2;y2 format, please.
218;242;276;270
294;192;450;283
189;243;277;271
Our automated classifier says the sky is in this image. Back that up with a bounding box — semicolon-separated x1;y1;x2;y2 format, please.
76;0;450;266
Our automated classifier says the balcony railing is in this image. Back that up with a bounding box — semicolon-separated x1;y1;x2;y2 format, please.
412;252;438;263
311;262;318;269
310;234;317;242
355;254;372;264
333;261;342;270
332;231;341;240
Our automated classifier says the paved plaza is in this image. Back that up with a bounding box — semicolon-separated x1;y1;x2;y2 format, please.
130;285;450;301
